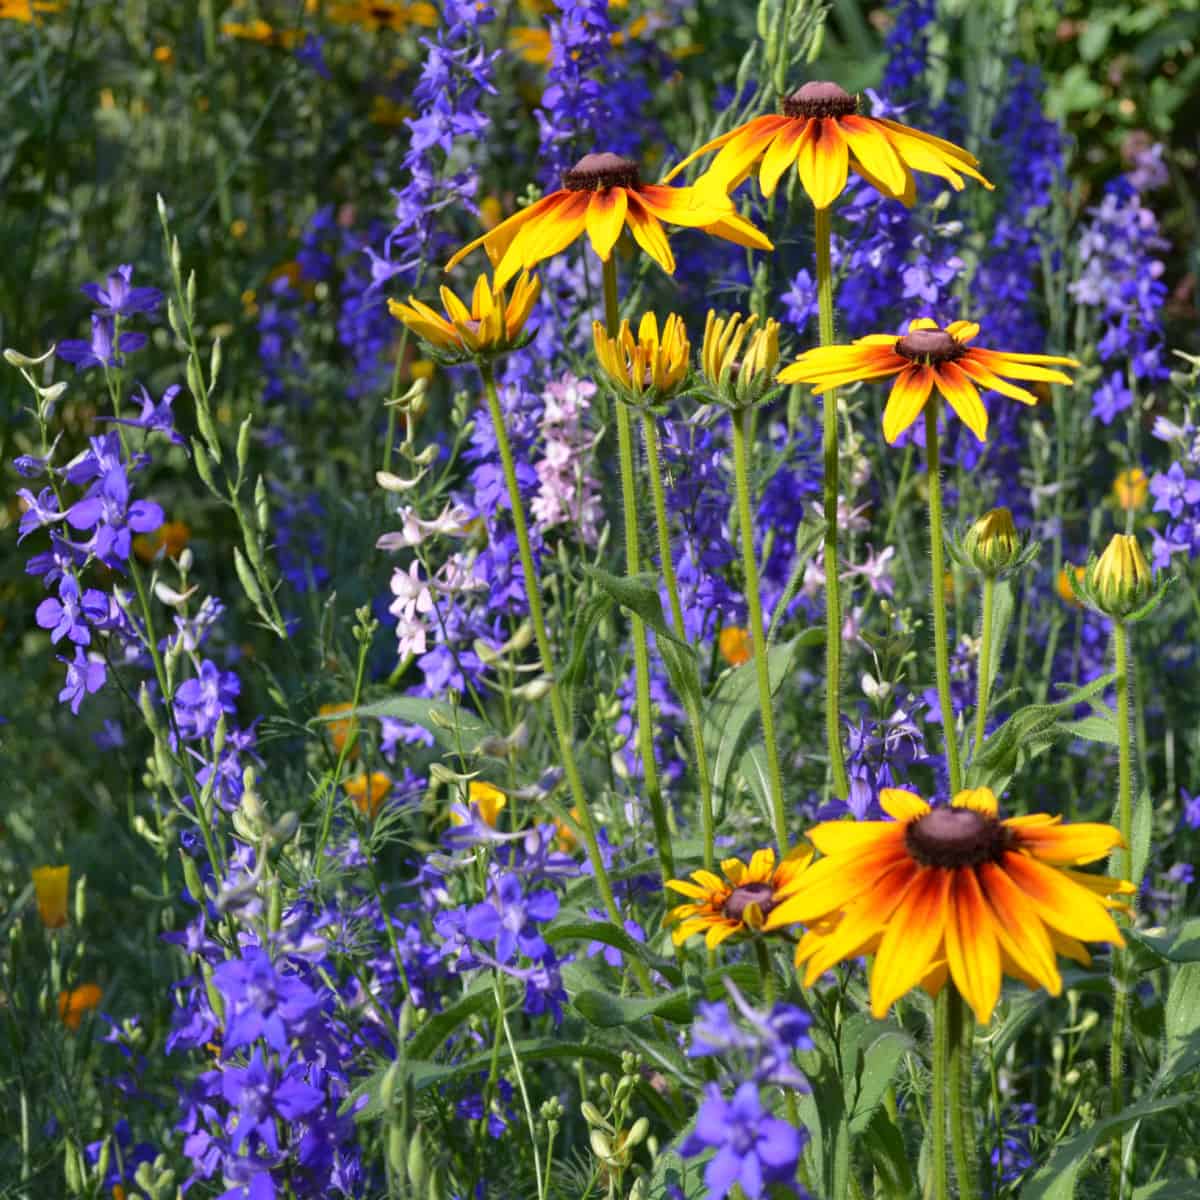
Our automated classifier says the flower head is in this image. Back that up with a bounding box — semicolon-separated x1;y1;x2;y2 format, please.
345;771;392;819
719;626;753;666
666;846;813;949
592;312;689;404
445;152;772;287
700;311;781;410
778;317;1079;443
58;983;103;1031
957;507;1037;579
1112;467;1148;512
666;80;993;210
1082;533;1155;618
765;787;1134;1023
389;271;540;362
458;780;507;828
32;864;70;928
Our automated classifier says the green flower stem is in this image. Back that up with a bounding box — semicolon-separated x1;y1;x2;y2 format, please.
602;256;674;881
478;363;631;945
731;405;788;852
924;401;963;796
1110;618;1133;1200
931;989;951;1200
947;989;980;1200
814;204;850;800
642;409;716;869
973;575;995;759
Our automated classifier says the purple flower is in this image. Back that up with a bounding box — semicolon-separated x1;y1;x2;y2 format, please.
106;383;185;446
36;576;108;645
222;1048;324;1154
463;870;558;964
58;646;107;713
16;487;65;540
1091;372;1133;425
66;467;164;566
212;948;323;1056
57;315;147;372
174;660;241;740
680;1081;805;1199
80;264;162;317
1182;789;1200;829
1149;463;1200;518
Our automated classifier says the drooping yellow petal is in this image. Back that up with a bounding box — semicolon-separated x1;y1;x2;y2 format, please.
933;360;988;442
796;118;849;211
445;191;561;272
695;116;790;196
978;861;1062;993
660;116;783;185
957;356;1040;406
870;867;951;1017
944;868;1002;1023
1011;821;1124;865
838;114;909;197
758;121;808;197
807;819;906;857
1001;853;1125;946
584;187;629;261
882;364;934;443
493;191;589;287
624;195;675;274
952;788;999;816
765;840;910;926
880;788;931;822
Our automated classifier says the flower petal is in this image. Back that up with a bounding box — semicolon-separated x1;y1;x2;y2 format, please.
880;788;931;821
944;868;1002;1023
838;114;909;197
1001;852;1125;946
584;187;629;261
882;365;934;443
766;839;910;926
870;867;951;1017
624;194;675;274
1010;821;1124;866
934;360;988;442
952;788;998;816
758;121;807;197
796;118;849;211
977;861;1062;993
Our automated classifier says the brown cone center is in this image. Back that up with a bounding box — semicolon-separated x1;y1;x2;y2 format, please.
782;81;857;119
563;153;640;191
905;806;1011;869
895;329;964;364
723;882;776;922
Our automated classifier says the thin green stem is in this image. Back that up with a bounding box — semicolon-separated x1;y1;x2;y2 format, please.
497;973;545;1200
479;364;635;967
753;939;775;1006
924;401;963;796
932;989;951;1200
947;989;980;1200
732;406;788;851
642;409;715;869
603;257;673;881
973;575;995;759
815;204;850;799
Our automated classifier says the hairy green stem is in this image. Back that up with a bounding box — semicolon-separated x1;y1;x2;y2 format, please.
815;204;850;799
947;989;980;1200
603;256;673;881
642;409;715;869
973;575;995;758
731;406;788;851
932;989;951;1200
478;364;630;944
925;401;963;796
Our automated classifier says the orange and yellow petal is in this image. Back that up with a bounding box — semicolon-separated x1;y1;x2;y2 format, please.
1000;853;1125;947
766;838;909;926
584;187;629;260
933;360;988;442
695;116;789;196
838;115;910;197
758;122;808;197
881;788;931;821
869;867;951;1017
944;868;1002;1023
796;119;849;211
623;195;675;274
882;364;935;443
1010;820;1124;866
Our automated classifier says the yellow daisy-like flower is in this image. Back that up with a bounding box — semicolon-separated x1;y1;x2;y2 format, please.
0;0;60;22
592;312;690;401
446;153;772;288
666;846;813;949
778;318;1080;444
58;983;103;1031
389;271;541;361
665;80;993;211
325;0;438;32
765;787;1134;1024
32;865;70;929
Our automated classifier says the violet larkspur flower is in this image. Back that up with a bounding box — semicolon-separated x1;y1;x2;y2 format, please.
211;948;323;1056
106;383;186;446
66;467;164;567
58;646;107;713
57;315;147;372
680;1081;805;1199
221;1048;324;1154
80;264;162;317
1149;462;1200;519
36;576;108;645
463;870;558;964
174;660;241;741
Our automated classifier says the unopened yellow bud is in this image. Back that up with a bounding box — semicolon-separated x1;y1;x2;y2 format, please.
701;311;780;409
32;865;70;929
592;311;689;403
963;507;1019;576
1089;533;1153;617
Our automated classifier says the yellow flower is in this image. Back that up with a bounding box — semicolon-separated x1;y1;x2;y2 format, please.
345;772;392;818
666;80;992;211
1087;533;1153;617
718;625;752;666
592;312;689;401
153;44;175;65
221;17;305;47
32;865;70;929
778;318;1079;444
58;983;103;1031
389;271;541;361
133;520;191;564
451;780;508;828
665;846;813;949
446;153;771;288
318;702;359;757
325;0;438;31
554;806;581;852
0;0;60;22
765;787;1133;1023
1057;565;1085;607
1112;467;1148;512
962;507;1020;576
700;311;780;409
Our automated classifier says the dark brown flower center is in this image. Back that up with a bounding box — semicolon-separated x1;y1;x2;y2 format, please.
895;329;965;364
723;882;776;922
904;806;1012;869
562;153;640;192
782;81;858;120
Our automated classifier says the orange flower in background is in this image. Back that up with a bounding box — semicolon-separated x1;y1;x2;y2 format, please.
779;318;1080;444
318;702;359;757
325;0;438;31
666;846;813;949
1112;467;1148;512
0;0;60;22
446;153;772;287
345;772;392;818
58;983;103;1031
765;787;1133;1023
1057;565;1085;607
133;520;191;564
32;865;70;928
665;80;993;211
220;16;305;48
718;626;752;666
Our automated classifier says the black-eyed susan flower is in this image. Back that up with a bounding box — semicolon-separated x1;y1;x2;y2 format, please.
666;80;993;211
666;846;813;949
32;864;70;928
389;271;541;362
765;787;1133;1023
778;318;1080;444
445;153;772;287
58;983;103;1031
325;0;438;32
592;312;689;404
700;311;781;410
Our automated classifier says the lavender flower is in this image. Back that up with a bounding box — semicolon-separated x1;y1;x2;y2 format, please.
57;314;147;372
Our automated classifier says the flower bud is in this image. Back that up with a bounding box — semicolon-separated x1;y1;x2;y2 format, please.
1087;533;1153;617
32;865;70;929
701;311;781;410
962;508;1019;576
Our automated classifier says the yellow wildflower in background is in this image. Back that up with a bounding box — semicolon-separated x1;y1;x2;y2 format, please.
779;318;1079;444
325;0;438;31
451;781;508;829
0;0;60;22
133;520;191;564
32;865;70;928
345;772;392;819
765;787;1133;1023
592;312;689;401
1057;565;1085;607
318;702;359;757
1112;467;1148;511
58;983;103;1031
718;626;752;666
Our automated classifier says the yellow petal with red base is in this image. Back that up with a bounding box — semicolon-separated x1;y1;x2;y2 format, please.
882;364;934;443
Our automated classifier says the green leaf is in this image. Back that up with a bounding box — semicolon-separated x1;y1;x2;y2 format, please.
352;696;495;752
1059;713;1119;746
1130;787;1153;888
987;579;1015;689
738;744;774;826
560;590;613;690
407;977;496;1060
1020;1095;1191;1200
1128;919;1200;964
545;917;682;983
840;1017;914;1134
572;986;692;1026
1162;962;1200;1081
861;1108;916;1198
1132;1182;1200;1200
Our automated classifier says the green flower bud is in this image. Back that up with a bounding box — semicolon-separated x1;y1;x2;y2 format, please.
963;508;1019;575
1087;533;1154;618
